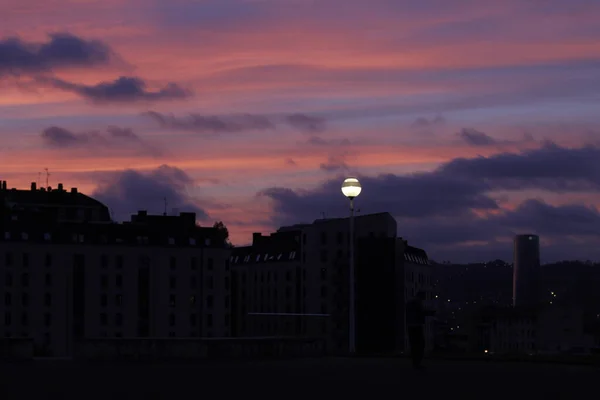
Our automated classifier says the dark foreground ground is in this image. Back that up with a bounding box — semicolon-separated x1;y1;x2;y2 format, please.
1;357;597;399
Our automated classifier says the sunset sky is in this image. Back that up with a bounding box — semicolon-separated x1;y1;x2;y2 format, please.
3;0;600;262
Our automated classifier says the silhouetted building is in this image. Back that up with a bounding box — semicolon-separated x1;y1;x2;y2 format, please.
513;234;541;307
0;182;231;357
231;213;434;355
468;305;592;355
0;180;111;225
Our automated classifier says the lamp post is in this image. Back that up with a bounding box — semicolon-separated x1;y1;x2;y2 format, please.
341;177;361;354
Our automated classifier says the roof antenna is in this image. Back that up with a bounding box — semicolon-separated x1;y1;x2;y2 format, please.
44;168;50;188
163;197;168;216
321;212;326;219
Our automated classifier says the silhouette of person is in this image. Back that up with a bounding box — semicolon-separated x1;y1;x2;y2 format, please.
406;291;435;369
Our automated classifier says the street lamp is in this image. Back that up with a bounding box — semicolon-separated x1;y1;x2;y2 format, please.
341;177;361;354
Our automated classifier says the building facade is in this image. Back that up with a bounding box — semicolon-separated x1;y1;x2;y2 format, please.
513;234;541;307
1;182;231;357
230;212;434;355
468;305;592;355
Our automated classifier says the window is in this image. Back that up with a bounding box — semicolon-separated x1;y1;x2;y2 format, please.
116;255;123;269
170;257;177;270
116;294;123;306
190;276;197;289
5;292;11;306
224;277;230;290
207;258;214;271
45;274;51;286
5;252;13;266
115;313;122;326
168;237;175;245
320;250;328;263
337;232;343;245
170;276;176;289
44;313;51;327
44;254;52;267
116;275;122;288
101;275;108;289
101;294;107;307
44;293;51;307
21;232;28;240
190;257;197;270
21;312;28;326
21;293;28;307
5;273;12;287
190;295;196;306
169;314;175;327
21;273;29;287
169;294;176;307
205;238;211;246
22;253;29;267
5;312;11;326
206;295;213;308
207;276;214;289
320;232;327;245
100;313;107;326
206;314;213;327
189;238;196;245
190;314;197;326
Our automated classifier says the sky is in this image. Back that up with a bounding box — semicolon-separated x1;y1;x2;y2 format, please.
3;0;600;263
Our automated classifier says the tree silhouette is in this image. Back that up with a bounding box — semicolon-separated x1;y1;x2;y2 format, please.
213;221;233;247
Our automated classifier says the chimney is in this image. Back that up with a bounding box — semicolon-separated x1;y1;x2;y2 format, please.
31;182;37;191
0;180;3;190
47;186;52;192
252;232;262;245
1;181;6;190
70;187;78;194
58;183;63;191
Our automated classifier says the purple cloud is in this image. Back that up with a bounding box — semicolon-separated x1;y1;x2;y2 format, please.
92;165;208;222
0;32;112;76
260;143;600;262
41;125;161;156
42;76;191;103
143;111;327;134
458;128;498;146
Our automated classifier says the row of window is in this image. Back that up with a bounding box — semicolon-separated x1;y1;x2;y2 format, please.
239;269;302;284
2;253;219;270
231;252;298;264
4;312;52;326
405;253;429;265
2;232;215;246
5;292;53;307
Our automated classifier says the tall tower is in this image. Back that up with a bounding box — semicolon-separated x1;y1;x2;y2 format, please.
513;234;541;307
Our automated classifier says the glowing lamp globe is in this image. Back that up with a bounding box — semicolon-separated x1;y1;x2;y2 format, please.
341;177;362;199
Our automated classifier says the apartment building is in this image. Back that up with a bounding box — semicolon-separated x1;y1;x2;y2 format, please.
230;230;304;337
231;212;434;355
1;182;231;357
468;305;592;354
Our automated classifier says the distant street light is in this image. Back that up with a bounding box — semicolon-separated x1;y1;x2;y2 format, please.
341;177;361;355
